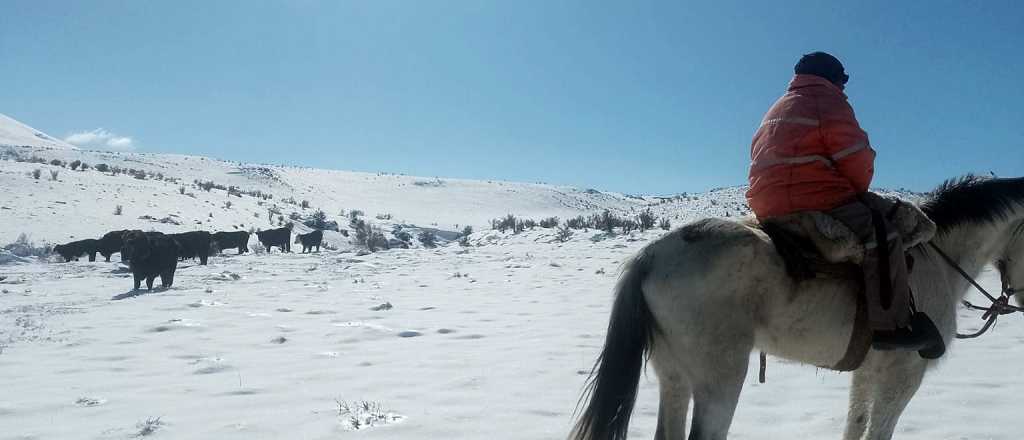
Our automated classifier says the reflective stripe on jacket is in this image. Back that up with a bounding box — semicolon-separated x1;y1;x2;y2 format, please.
746;74;876;218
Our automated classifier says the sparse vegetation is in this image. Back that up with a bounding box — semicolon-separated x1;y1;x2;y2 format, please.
566;215;587;230
393;227;412;244
3;233;52;258
659;217;671;230
134;417;163;437
300;199;310;209
418;230;437;248
49;159;63;167
458;225;473;246
69;160;81;170
94;163;110;172
335;400;403;431
539;217;559;228
114;205;123;215
49;170;58;181
555;225;573;242
637;208;656;231
31;168;41;180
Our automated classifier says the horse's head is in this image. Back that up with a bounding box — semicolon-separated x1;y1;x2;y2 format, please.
999;220;1024;306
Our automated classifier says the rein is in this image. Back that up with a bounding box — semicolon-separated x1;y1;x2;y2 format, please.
928;242;1021;339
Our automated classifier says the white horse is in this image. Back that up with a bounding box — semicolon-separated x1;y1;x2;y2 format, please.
570;176;1024;440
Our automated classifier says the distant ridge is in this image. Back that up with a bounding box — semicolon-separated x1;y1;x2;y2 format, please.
0;113;76;150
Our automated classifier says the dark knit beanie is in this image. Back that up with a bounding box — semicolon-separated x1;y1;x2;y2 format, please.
794;52;849;86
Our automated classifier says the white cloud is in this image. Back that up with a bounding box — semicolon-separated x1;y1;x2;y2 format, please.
64;128;136;151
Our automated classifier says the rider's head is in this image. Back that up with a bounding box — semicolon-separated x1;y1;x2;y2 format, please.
795;52;849;90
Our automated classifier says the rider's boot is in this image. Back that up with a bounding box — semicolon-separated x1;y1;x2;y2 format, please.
871;311;945;359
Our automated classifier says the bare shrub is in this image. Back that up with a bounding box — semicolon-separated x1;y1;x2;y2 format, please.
3;233;52;257
492;214;517;233
31;168;41;180
565;215;587;230
49;170;58;181
637;208;656;231
458;225;473;246
69;160;81;170
135;417;163;436
659;218;671;230
417;230;437;248
368;228;389;252
539;217;559;228
555;225;573;242
114;205;123;215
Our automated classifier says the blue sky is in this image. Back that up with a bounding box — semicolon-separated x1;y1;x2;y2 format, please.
2;1;1021;195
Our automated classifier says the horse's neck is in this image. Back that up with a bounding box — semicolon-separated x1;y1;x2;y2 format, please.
928;221;1015;300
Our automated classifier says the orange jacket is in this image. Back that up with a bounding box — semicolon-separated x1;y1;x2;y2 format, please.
746;74;875;218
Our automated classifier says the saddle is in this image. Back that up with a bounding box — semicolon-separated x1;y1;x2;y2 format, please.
754;197;936;282
748;196;936;372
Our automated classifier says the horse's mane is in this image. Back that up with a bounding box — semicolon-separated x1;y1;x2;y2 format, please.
920;175;1024;234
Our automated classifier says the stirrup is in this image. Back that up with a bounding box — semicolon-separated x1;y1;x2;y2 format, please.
871;312;945;359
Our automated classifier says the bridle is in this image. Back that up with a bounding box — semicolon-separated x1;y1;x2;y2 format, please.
928;242;1020;339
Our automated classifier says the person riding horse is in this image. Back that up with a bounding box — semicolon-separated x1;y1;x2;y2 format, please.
746;51;944;357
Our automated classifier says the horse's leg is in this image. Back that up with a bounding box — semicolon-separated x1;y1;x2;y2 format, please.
839;349;929;440
842;368;873;440
857;352;928;440
652;344;691;440
687;343;750;440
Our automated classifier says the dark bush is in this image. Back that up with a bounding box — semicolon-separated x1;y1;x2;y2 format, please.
566;215;587;230
418;230;437;248
539;217;559;228
638;208;656;231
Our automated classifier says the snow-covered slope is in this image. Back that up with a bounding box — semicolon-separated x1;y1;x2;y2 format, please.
0;113;76;150
0;140;753;246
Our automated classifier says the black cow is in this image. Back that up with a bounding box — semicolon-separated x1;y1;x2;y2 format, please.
97;230;129;262
121;231;179;290
294;230;323;253
256;227;291;253
211;231;250;255
169;231;212;265
53;239;99;262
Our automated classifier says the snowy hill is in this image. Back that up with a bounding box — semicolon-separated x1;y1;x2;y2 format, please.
0;135;752;247
0;113;76;150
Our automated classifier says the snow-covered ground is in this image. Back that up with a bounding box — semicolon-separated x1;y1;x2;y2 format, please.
0;231;1017;440
1;113;1017;439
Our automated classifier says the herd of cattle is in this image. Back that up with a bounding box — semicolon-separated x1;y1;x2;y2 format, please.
52;227;325;291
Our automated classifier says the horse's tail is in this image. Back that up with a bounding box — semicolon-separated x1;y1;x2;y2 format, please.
570;252;656;440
